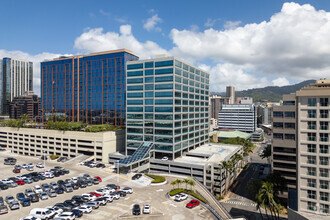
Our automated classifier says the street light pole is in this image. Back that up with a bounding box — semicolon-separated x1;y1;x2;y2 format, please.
43;151;46;175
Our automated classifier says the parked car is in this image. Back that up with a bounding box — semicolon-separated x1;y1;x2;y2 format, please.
186;200;200;209
15;179;26;185
21;198;31;207
50;182;58;190
64;184;73;193
56;187;64;194
36;163;44;168
34;185;43;194
16;193;25;201
0;197;4;206
94;197;107;206
71;209;83;218
42;183;51;192
55;212;75;220
25;188;34;197
175;193;188;202
143;204;151;214
39;192;48;200
22;164;28;169
94;176;102;182
95;163;105;168
132;204;141;215
29;194;39;203
9;201;20;210
29;208;55;219
5;195;15;204
131;174;142;180
13;168;21;173
161;156;169;161
83;202;99;209
48;190;57;198
40;156;47;160
74;205;92;213
0;204;8;214
122;187;133;194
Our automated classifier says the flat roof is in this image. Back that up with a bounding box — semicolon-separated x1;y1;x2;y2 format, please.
174;143;242;165
42;49;138;63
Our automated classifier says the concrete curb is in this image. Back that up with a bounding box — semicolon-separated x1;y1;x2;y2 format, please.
150;180;167;186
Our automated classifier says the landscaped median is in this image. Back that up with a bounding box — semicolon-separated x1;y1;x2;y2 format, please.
145;174;167;185
169;188;206;203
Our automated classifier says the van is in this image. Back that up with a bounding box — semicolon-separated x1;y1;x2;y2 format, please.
29;208;55;219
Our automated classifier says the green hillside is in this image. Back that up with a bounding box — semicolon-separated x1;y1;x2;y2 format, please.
211;80;316;102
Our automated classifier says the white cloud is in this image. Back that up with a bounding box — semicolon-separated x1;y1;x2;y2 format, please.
0;50;70;96
74;25;167;59
170;2;330;87
272;77;290;87
99;9;110;16
143;14;162;32
223;20;241;29
204;18;219;27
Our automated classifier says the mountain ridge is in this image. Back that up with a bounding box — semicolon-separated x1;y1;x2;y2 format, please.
211;79;316;102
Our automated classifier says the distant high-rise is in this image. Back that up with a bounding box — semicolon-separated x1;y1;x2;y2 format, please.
210;95;230;121
226;85;235;104
0;58;33;114
40;49;138;125
10;91;40;121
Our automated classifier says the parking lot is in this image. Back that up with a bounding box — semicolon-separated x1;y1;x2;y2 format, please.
0;151;214;220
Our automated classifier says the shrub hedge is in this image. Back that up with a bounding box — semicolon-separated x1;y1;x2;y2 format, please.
50;155;60;160
145;174;166;183
169;188;206;203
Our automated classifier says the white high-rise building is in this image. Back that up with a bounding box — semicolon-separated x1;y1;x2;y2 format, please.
0;57;33;114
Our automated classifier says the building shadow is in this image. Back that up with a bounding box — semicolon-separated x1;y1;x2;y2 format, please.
229;207;288;220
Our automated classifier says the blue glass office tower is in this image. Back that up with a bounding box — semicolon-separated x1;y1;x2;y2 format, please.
0;58;33;114
125;56;209;159
41;50;138;125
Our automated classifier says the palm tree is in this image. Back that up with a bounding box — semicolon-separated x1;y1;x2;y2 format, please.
170;180;177;189
176;179;182;189
188;180;195;191
219;160;234;194
183;178;189;190
256;182;276;220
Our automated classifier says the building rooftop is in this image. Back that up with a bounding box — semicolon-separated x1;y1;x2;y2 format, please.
221;104;254;110
174;143;242;165
209;130;252;140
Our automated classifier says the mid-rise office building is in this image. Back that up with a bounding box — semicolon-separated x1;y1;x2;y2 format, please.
9;91;41;121
210;95;230;121
272;94;297;202
40;49;138;125
124;56;209;160
226;85;235;104
296;80;330;217
0;58;33;115
218;104;257;132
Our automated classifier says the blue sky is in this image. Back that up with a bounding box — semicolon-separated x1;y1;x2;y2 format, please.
1;0;330;94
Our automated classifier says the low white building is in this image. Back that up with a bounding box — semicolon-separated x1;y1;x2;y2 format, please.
0;127;125;163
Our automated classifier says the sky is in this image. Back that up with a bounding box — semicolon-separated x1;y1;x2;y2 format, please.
1;0;330;95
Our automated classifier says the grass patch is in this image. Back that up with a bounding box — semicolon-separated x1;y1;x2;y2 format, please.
169;188;206;203
145;174;166;183
50;155;59;160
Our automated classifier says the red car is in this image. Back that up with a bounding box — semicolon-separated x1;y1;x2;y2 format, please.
186;200;200;209
94;176;102;182
89;192;102;197
15;180;25;185
13;169;20;173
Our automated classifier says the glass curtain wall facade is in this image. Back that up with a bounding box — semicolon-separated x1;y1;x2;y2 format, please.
41;50;138;125
0;58;33;114
126;56;209;157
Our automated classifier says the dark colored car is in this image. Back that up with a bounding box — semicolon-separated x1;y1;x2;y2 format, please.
54;203;72;212
95;197;107;206
78;181;87;188
64;200;80;208
132;204;141;215
29;194;39;203
132;174;142;180
20;198;31;207
13;168;20;173
32;176;40;182
72;196;88;205
16;193;25;201
41;155;48;160
37;175;46;180
0;197;4;206
63;169;70;174
106;184;119;190
57;180;65;186
71;209;83;218
93;178;100;185
118;190;127;197
71;183;79;190
0;183;8;190
95;163;105;168
56;187;64;194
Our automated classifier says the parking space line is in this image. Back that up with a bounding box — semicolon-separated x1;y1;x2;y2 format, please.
95;198;134;220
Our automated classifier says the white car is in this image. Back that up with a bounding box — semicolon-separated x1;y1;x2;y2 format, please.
71;177;78;184
82;194;96;201
34;185;43;194
44;173;54;178
103;195;113;203
55;212;75;220
109;193;120;200
75;205;92;213
122;187;133;194
39;192;48;200
22;164;28;169
28;163;34;168
46;206;63;215
36;163;44;168
95;189;106;195
143;204;151;214
19;216;41;220
174;193;188;201
161;156;169;161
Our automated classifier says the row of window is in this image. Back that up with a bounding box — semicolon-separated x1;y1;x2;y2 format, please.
273;122;295;129
307;155;329;166
307;133;329;142
307;179;329;189
126;119;209;128
308;98;329;107
307;190;329;202
273;111;295;118
306;109;329;118
307;167;329;177
307;144;329;154
127;125;207;135
273;133;295;140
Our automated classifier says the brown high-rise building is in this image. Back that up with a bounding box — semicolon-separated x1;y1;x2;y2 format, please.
210;95;230;121
226;85;235;104
9;92;40;121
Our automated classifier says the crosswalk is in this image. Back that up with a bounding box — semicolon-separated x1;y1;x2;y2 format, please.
224;200;257;207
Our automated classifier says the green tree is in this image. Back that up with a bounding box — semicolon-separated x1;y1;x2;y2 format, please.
261;144;271;159
264;171;287;199
176;179;182;189
246;179;262;201
170;180;177;189
183;178;190;190
188;180;195;191
256;182;278;220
